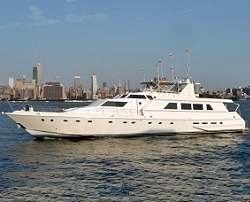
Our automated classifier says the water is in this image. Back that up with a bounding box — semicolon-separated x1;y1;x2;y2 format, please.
1;101;250;201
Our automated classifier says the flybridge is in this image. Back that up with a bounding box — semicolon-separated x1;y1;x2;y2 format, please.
141;77;196;98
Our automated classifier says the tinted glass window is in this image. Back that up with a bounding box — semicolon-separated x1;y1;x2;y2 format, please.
181;103;192;110
206;104;213;110
193;104;203;110
120;94;128;98
164;103;177;109
102;101;127;107
128;94;146;99
146;95;153;100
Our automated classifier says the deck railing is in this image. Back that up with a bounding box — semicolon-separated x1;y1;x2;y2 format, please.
33;106;141;117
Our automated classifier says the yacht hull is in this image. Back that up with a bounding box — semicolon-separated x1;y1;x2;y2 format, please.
6;111;246;138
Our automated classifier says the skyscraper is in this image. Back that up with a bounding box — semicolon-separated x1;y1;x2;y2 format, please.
8;77;14;88
74;76;81;90
91;73;98;100
33;66;38;83
37;57;42;86
33;57;42;86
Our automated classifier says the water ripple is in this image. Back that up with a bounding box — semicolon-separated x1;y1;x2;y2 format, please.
1;102;250;201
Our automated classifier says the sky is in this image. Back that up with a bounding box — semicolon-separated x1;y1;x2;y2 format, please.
0;0;250;91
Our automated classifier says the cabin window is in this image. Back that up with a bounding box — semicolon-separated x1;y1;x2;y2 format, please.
88;120;92;123
63;120;68;122
108;121;113;123
225;103;238;112
50;119;53;122
41;119;44;121
193;104;203;110
164;103;177;109
120;94;128;98
146;95;153;100
206;104;213;110
123;121;127;124
128;94;146;99
102;101;127;107
181;103;192;110
76;120;80;122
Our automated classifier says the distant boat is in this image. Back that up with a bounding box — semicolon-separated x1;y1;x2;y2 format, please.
239;93;250;100
233;93;250;101
4;76;246;139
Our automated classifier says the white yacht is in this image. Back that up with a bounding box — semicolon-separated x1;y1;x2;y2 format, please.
5;77;246;138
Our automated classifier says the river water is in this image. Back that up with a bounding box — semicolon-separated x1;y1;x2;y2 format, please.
0;101;250;201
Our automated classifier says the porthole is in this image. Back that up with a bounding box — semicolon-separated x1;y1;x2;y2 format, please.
132;121;136;124
63;120;68;122
76;120;80;122
41;119;44;121
50;119;53;122
202;122;208;124
220;122;223;124
123;121;127;124
211;122;216;124
108;121;113;123
88;120;92;123
193;122;199;125
158;122;162;124
148;122;152;124
170;122;174;124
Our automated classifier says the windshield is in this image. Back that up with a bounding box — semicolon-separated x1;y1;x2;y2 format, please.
87;99;105;107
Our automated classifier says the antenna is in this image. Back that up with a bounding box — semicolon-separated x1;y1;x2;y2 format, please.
169;53;174;81
157;59;163;80
142;69;146;82
185;48;190;76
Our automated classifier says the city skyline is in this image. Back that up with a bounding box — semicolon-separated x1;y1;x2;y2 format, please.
0;54;250;101
2;54;250;93
3;56;133;91
1;0;250;91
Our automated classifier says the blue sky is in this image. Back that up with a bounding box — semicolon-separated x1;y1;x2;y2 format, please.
0;0;250;90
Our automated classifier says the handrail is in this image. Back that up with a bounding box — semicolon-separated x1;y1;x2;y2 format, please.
84;108;139;116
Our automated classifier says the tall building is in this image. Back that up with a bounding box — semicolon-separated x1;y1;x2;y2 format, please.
8;77;14;88
32;57;43;99
103;82;107;89
33;57;42;86
127;80;131;92
33;66;38;84
91;73;98;100
37;57;42;86
22;75;27;84
42;82;66;100
74;76;81;90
